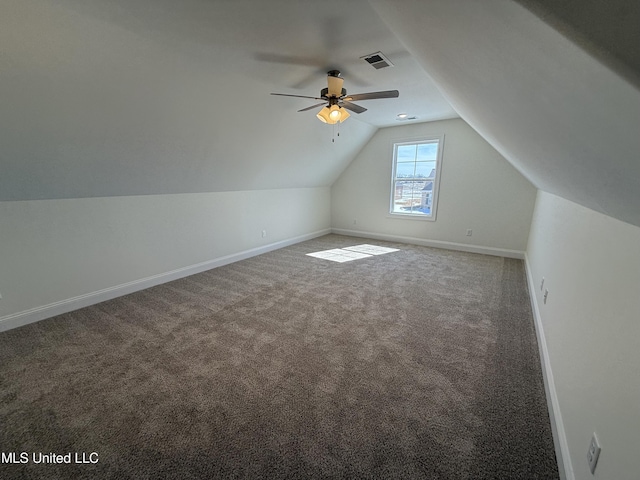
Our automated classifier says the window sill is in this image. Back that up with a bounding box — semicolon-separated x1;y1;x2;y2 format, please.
386;213;436;222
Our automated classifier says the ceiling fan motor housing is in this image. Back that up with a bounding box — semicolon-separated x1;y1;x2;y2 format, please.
326;70;345;97
321;87;347;99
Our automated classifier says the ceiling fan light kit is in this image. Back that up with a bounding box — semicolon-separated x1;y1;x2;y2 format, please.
271;70;399;126
316;104;350;124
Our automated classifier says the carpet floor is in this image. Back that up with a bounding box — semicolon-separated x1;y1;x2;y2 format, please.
0;235;559;479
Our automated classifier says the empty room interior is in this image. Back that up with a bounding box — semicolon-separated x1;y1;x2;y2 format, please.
1;1;639;479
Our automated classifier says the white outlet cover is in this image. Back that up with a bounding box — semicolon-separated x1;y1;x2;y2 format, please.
587;433;601;474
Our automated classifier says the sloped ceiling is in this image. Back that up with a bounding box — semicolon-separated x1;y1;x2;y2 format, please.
0;0;456;201
371;0;640;228
515;0;640;89
2;0;638;230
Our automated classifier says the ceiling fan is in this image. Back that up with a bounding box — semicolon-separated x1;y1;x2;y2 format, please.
270;70;399;124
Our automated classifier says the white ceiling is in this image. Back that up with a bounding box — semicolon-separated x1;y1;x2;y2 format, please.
0;0;457;201
1;0;638;228
371;0;640;228
515;0;640;89
55;0;458;127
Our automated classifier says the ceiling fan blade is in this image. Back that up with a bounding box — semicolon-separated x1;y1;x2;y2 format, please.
291;69;326;89
255;53;325;67
255;52;330;89
341;101;367;114
298;102;327;112
344;90;400;101
271;93;325;100
338;67;370;88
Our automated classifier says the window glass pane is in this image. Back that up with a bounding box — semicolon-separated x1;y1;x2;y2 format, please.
391;139;441;218
395;162;416;178
391;181;430;215
397;144;417;163
414;161;436;178
417;142;438;161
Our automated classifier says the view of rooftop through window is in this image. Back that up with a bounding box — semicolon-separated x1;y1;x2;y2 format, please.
391;138;442;218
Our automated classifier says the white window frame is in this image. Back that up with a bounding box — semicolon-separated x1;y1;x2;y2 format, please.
389;135;444;221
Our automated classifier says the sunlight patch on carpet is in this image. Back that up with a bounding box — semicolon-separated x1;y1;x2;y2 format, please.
306;244;400;263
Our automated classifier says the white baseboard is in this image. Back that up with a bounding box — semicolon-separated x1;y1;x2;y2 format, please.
0;229;331;333
524;253;573;480
331;228;525;259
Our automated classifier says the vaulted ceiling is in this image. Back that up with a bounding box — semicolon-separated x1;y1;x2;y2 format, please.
1;0;639;227
370;0;640;227
0;0;456;200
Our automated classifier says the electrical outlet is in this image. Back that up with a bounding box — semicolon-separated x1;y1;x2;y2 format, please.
466;229;472;236
353;219;357;225
587;433;601;474
261;230;267;238
543;289;549;304
540;277;545;291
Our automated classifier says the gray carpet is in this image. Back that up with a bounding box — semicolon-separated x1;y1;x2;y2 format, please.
0;235;558;479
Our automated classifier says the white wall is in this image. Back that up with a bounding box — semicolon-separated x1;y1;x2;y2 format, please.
331;118;536;255
526;191;640;480
0;187;330;330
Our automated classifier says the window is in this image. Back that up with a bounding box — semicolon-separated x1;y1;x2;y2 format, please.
390;136;443;220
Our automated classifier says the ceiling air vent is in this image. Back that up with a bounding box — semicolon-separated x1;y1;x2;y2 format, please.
361;51;394;69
